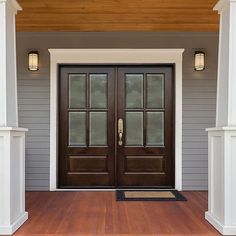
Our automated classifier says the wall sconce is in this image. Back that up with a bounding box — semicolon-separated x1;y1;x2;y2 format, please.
194;51;205;71
28;51;39;71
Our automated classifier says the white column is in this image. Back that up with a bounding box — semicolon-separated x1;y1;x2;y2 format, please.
205;0;236;235
0;0;28;235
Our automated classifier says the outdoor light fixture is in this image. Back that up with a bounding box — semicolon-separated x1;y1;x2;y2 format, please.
194;51;205;71
28;51;39;71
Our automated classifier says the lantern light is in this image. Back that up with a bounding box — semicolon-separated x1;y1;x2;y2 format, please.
194;51;205;71
28;51;39;71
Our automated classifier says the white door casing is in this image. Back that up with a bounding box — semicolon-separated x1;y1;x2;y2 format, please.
49;49;184;191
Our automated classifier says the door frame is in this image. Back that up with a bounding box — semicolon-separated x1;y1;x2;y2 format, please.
49;49;184;191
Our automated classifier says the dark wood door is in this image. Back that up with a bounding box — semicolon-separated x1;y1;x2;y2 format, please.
59;65;174;188
117;67;174;187
59;66;115;188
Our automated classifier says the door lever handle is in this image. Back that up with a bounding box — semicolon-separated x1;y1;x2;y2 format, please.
118;118;123;146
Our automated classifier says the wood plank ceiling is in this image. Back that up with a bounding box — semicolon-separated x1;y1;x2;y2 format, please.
16;0;219;32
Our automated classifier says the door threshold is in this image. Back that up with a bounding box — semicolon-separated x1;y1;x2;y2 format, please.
55;188;176;192
55;189;116;192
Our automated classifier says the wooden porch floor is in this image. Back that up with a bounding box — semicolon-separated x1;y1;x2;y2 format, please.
15;191;220;236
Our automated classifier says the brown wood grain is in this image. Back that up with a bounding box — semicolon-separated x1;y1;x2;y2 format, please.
117;66;175;187
59;66;116;188
59;65;174;188
16;0;219;32
15;191;220;235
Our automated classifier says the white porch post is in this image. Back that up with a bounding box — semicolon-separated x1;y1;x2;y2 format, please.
205;0;236;235
0;0;28;235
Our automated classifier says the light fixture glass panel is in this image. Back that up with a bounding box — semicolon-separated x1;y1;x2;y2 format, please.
147;74;164;108
125;112;143;146
28;51;39;71
90;112;107;146
194;51;205;71
147;112;164;146
69;74;86;108
126;74;144;108
90;74;108;108
69;112;86;146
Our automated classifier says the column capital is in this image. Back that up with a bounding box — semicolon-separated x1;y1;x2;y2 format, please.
0;0;22;12
214;0;236;12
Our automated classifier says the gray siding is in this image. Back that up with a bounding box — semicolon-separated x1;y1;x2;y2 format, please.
16;32;218;191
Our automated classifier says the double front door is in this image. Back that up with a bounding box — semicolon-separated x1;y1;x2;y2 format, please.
59;65;174;188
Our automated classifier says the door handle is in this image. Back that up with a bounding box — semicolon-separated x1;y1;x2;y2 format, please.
118;118;123;146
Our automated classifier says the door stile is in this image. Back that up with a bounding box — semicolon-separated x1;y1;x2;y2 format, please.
114;67;118;187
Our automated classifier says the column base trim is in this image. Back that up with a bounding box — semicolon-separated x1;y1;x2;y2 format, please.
0;212;28;235
205;212;236;235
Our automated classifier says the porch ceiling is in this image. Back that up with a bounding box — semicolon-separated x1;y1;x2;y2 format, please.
16;0;219;32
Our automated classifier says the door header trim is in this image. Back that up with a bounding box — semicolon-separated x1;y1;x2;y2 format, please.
49;49;184;64
49;48;184;191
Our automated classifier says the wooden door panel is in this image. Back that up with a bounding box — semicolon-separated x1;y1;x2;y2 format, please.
125;156;165;172
117;66;174;187
65;173;111;187
59;66;115;188
67;156;108;172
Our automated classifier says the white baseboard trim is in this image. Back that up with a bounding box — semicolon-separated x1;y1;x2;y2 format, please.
0;212;28;235
205;212;236;235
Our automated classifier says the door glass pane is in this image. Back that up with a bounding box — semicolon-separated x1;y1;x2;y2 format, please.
126;112;143;146
126;74;143;108
147;112;164;146
69;112;86;146
69;74;86;108
147;74;164;108
90;112;107;146
90;74;107;108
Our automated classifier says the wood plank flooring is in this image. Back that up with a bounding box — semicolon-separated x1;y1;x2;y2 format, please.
15;191;220;235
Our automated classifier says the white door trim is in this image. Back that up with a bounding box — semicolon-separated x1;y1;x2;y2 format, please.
48;49;184;191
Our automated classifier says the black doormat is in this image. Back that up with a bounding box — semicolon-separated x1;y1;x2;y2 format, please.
116;190;187;201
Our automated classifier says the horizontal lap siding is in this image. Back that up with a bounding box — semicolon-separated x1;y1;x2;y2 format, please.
16;32;218;191
18;76;50;190
183;74;217;190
